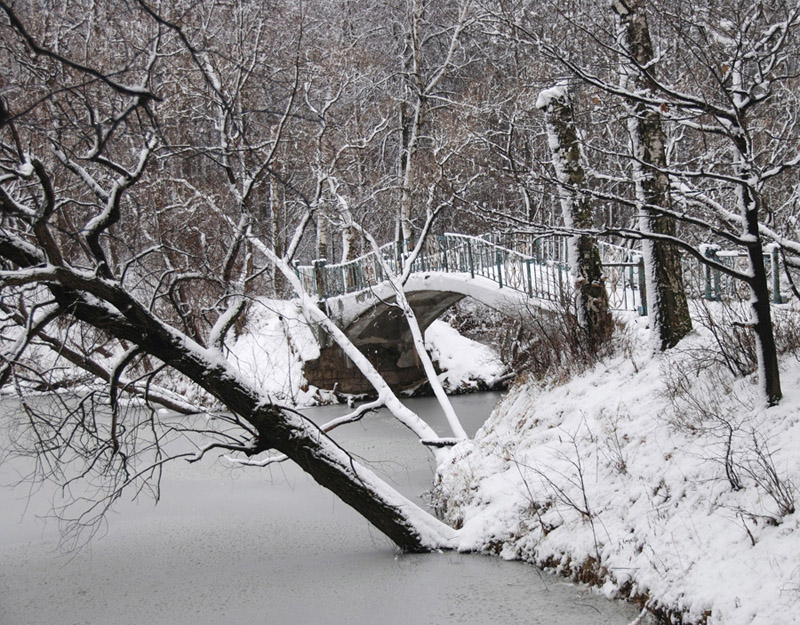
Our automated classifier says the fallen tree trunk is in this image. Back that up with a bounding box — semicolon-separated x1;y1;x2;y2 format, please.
0;235;457;552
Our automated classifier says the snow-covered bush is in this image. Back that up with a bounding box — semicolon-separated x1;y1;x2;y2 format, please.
446;296;628;384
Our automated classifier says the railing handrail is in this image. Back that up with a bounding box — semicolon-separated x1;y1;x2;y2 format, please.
296;240;396;272
292;231;785;312
297;232;637;270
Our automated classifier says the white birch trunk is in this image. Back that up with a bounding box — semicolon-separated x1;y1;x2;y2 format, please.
329;187;468;440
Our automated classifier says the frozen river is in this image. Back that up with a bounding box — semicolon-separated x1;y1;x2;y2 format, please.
0;393;642;625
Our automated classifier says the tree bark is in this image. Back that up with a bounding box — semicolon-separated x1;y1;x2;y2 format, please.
536;83;612;348
735;150;782;405
268;173;289;297
614;0;692;350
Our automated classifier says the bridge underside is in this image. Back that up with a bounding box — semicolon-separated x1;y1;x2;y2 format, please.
303;291;465;394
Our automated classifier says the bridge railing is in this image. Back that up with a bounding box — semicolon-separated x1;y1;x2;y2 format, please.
295;241;397;299
296;233;647;313
295;233;786;312
462;233;647;311
682;245;785;304
435;233;570;303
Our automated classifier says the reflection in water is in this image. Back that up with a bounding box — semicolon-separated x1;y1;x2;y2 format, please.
0;394;641;625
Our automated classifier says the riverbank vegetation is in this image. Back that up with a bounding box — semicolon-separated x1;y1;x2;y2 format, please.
434;301;800;624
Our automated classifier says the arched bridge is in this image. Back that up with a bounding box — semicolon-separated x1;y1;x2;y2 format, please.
297;233;786;393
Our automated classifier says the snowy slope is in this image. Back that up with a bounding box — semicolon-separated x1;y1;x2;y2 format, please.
226;299;321;404
425;319;507;393
434;315;800;625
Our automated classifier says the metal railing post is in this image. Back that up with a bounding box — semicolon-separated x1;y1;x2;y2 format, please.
467;239;475;278
496;249;503;288
526;259;533;297
703;246;721;301
637;257;647;316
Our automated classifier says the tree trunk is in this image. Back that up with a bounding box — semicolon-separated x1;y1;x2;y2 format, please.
164;338;455;552
268;174;289;297
341;225;358;263
536;83;612;348
316;211;329;262
399;100;421;251
614;0;692;350
737;169;782;405
0;230;457;552
747;240;783;405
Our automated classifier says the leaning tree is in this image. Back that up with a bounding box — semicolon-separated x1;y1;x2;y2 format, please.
0;0;460;551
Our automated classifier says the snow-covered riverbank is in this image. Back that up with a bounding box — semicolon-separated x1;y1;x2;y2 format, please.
433;312;800;625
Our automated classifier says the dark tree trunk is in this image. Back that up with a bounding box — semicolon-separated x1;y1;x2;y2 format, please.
0;235;453;552
268;174;290;297
747;239;783;405
89;286;448;551
738;172;782;405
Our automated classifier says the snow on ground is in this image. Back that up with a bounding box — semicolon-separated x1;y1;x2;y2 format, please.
425;320;506;392
229;298;506;404
227;299;320;404
433;312;800;625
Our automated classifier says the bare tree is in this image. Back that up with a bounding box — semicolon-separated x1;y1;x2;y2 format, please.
494;0;800;404
0;0;458;551
395;0;476;248
612;0;692;350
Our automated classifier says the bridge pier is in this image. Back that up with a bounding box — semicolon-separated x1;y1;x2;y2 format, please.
303;290;465;395
303;343;431;395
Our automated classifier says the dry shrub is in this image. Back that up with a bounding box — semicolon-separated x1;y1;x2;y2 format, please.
662;300;799;521
446;294;624;384
662;362;749;490
690;299;800;377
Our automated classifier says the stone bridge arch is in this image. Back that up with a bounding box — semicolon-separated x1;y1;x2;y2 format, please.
303;273;539;394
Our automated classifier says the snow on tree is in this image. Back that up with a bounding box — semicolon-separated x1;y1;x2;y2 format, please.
0;0;461;551
612;0;692;351
535;82;612;348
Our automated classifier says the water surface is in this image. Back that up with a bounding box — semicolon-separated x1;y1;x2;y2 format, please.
0;394;642;625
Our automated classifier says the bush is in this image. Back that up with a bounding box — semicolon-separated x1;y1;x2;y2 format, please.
689;299;800;378
446;294;623;384
662;300;799;521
